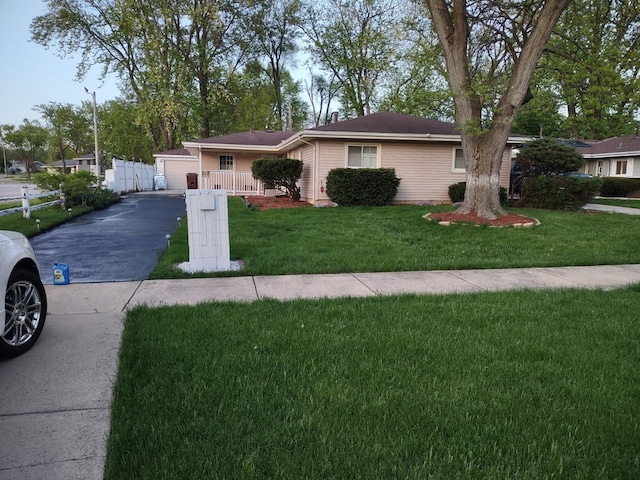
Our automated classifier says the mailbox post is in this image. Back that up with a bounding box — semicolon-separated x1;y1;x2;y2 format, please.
183;189;231;272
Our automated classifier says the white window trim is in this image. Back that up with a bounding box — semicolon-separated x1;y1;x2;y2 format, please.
452;147;465;173
219;154;234;171
344;143;381;168
613;158;632;177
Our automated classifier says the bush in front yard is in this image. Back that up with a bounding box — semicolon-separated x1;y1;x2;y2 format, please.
518;176;603;210
599;177;640;197
326;168;400;206
448;182;507;205
251;158;303;201
86;188;120;210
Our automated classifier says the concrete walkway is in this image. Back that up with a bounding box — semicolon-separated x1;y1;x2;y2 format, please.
3;264;640;479
583;202;640;215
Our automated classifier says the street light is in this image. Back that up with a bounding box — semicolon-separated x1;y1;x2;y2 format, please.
84;87;100;183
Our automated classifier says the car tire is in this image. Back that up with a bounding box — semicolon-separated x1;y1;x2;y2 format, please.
1;268;47;359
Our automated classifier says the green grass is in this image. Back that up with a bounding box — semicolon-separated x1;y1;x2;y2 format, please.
151;197;640;278
105;287;640;479
590;198;640;208
0;205;92;237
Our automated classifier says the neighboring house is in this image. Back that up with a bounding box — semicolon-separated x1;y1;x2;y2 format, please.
181;111;525;204
51;153;99;175
152;148;198;190
575;136;640;178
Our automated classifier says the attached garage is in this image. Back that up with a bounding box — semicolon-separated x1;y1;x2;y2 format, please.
153;148;198;190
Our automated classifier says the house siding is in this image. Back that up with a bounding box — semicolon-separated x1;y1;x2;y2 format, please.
295;140;512;204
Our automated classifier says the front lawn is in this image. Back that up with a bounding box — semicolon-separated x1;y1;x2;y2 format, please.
105;287;640;479
151;197;640;278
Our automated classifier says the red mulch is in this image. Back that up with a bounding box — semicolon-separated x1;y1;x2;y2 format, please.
243;195;538;226
245;195;311;210
425;211;538;227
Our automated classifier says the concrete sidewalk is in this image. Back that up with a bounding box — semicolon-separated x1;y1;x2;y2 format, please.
3;264;640;479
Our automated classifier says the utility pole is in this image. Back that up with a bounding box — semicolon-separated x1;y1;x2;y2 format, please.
84;88;100;183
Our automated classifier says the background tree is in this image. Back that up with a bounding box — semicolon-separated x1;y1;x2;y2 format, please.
244;0;302;130
542;0;640;139
305;72;341;126
35;102;92;171
423;0;572;220
300;0;403;117
1;121;49;180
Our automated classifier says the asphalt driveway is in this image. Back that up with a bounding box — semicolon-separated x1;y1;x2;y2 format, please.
30;192;186;284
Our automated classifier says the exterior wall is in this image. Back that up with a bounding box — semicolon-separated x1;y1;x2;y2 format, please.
585;157;640;178
305;140;512;204
201;150;277;172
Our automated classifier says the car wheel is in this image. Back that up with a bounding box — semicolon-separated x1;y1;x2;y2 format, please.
1;268;47;358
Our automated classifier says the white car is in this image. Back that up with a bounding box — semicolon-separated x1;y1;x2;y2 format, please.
0;230;47;358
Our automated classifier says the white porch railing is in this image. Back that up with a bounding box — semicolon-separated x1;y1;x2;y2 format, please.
201;170;264;195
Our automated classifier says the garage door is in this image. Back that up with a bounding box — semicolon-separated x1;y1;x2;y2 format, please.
164;160;197;190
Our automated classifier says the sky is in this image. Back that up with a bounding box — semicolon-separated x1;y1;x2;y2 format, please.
0;1;121;127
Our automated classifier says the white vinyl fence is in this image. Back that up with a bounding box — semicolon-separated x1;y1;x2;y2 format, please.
105;158;156;194
0;186;65;219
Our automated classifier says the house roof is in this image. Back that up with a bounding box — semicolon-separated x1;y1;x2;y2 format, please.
193;130;296;147
575;136;640;158
153;148;196;158
310;111;459;135
182;112;528;154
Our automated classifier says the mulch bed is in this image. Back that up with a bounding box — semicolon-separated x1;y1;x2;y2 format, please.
425;211;538;227
244;195;311;210
243;195;538;226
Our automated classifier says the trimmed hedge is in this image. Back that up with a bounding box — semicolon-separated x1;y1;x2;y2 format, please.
326;168;400;206
251;158;303;201
448;182;508;205
518;176;603;210
599;177;640;197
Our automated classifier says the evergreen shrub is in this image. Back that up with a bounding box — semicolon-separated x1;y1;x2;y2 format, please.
326;168;400;206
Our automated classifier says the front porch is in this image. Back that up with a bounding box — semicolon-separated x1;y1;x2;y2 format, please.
201;170;265;195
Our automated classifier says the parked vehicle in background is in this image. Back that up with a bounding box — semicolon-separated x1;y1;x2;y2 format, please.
0;230;47;358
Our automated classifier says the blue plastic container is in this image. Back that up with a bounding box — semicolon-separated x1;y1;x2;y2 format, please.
52;263;70;285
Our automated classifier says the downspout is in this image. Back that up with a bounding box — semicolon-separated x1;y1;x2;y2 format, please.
298;137;318;203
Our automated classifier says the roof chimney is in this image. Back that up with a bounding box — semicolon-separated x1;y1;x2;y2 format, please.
332;111;339;123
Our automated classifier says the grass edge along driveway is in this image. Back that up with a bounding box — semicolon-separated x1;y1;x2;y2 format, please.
105;287;640;479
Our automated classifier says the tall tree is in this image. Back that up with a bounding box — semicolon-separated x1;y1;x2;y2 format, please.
423;0;572;219
35;102;93;171
31;0;250;148
300;0;403;117
543;0;640;139
1;121;49;180
305;72;341;126
244;0;301;130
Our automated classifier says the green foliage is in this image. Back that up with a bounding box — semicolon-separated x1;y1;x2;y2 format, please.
516;138;584;176
449;181;507;205
518;175;602;210
326;168;400;206
87;188;120;210
599;177;640;198
34;171;66;192
34;170;111;208
251;158;303;201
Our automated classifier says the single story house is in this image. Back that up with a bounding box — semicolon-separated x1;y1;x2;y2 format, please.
575;136;640;178
152;148;198;189
50;153;99;175
172;111;526;204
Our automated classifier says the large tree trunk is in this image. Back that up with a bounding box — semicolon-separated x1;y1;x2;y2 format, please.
424;0;572;220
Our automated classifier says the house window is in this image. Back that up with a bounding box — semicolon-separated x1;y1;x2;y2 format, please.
452;148;465;172
347;145;378;168
219;155;234;170
615;160;627;175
